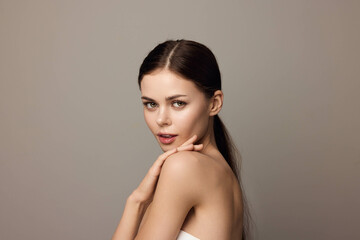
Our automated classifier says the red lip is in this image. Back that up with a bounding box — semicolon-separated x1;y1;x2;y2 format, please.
157;133;178;144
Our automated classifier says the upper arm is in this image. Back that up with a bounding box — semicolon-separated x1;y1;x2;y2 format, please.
135;151;202;240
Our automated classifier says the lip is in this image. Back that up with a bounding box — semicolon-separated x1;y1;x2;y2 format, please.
157;132;178;144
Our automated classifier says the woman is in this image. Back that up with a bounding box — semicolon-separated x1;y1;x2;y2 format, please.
112;40;250;240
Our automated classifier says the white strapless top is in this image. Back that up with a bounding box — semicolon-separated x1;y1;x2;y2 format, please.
177;230;200;240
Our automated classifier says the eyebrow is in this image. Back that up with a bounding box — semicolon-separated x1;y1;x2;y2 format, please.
141;94;187;101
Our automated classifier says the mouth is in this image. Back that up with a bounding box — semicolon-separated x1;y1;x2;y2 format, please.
157;133;178;144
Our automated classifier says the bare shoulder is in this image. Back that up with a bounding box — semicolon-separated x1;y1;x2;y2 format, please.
162;151;202;171
162;150;216;177
146;151;210;208
160;151;203;185
160;151;227;195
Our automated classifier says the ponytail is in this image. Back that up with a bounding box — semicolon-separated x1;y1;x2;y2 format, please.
213;115;239;179
213;115;253;240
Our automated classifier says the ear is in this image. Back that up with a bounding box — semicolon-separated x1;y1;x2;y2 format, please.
209;90;223;116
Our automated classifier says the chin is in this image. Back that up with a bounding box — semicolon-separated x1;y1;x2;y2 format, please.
159;145;171;152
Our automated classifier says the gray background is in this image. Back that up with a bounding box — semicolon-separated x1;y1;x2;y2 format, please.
1;0;359;239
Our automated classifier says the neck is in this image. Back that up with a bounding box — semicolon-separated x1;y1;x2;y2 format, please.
198;117;218;156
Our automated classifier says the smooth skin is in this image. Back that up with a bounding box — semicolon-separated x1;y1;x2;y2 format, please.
112;69;243;240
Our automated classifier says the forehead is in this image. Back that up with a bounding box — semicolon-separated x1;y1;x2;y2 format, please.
140;69;202;97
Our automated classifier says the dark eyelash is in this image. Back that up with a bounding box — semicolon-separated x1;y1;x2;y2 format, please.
172;100;187;106
143;101;157;107
142;101;186;108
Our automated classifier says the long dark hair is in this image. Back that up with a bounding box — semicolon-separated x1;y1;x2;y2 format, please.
138;39;252;240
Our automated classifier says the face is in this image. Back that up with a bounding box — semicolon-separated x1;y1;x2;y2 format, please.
140;69;211;151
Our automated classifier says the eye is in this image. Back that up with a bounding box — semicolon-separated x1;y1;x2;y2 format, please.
143;102;158;109
172;100;186;108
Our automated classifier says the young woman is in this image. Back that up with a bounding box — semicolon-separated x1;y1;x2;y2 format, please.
112;40;250;240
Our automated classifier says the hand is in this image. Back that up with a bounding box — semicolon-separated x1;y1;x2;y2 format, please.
130;135;203;205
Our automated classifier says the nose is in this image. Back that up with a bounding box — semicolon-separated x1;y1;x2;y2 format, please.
156;107;171;126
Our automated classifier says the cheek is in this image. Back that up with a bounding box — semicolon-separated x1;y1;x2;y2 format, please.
144;111;157;133
175;106;209;135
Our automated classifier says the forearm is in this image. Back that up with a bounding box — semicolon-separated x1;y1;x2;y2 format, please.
112;194;147;240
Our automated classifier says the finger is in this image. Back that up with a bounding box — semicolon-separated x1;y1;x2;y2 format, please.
151;143;202;177
157;148;177;162
176;144;194;152
144;148;180;183
152;148;179;169
193;144;203;151
180;135;197;147
177;143;203;152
